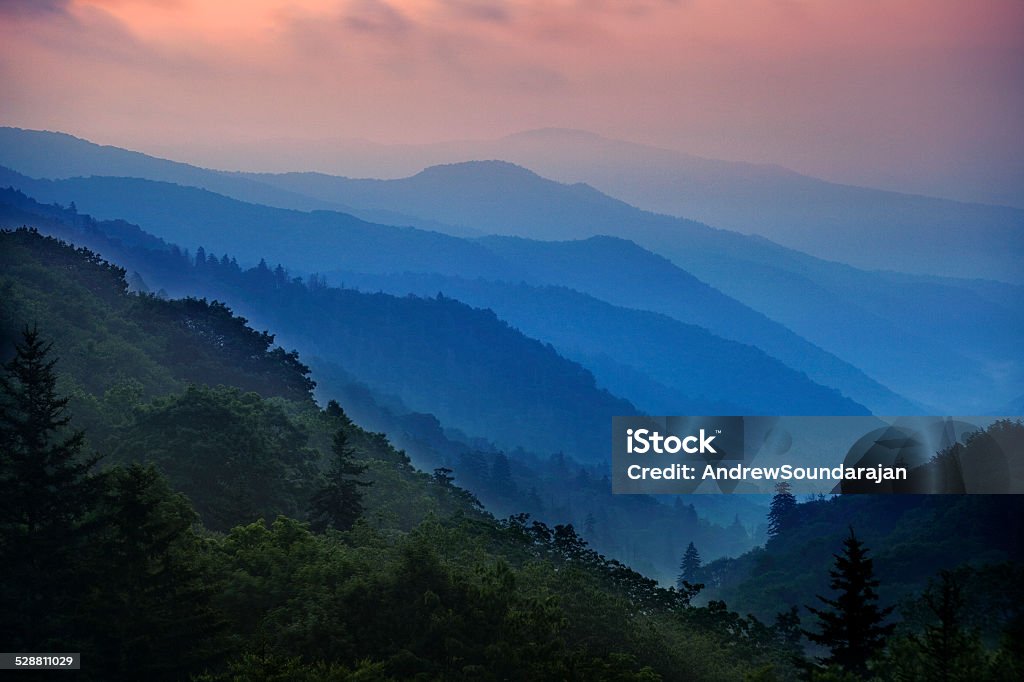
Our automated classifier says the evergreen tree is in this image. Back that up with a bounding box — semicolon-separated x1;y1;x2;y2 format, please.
309;430;370;532
767;480;797;538
677;542;702;589
0;326;103;648
83;464;224;680
490;452;516;495
324;399;354;428
804;527;894;677
887;571;989;681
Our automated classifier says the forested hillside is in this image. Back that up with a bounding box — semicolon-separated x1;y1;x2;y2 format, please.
0;167;919;415
1;228;799;680
3;220;1023;681
0;186;764;578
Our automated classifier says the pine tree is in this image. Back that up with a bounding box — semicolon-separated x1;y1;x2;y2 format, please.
83;464;224;679
490;452;516;495
804;527;894;677
893;571;989;681
0;326;103;648
767;480;797;538
677;542;702;589
309;430;370;532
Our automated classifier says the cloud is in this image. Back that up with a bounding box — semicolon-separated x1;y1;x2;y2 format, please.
445;0;512;24
344;0;410;35
0;0;70;17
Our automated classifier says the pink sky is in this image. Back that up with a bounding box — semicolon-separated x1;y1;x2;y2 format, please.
1;0;1022;203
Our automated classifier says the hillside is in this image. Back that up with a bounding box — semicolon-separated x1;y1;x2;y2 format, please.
257;160;1023;412
1;227;801;680
232;127;1024;273
2;130;1020;411
1;188;772;580
0;190;639;461
0;172;908;415
322;269;868;416
697;480;1024;632
0;167;512;278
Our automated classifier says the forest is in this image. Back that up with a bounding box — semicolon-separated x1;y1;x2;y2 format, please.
2;227;1023;680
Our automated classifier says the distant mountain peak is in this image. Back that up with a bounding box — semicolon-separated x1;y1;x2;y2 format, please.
413;159;540;180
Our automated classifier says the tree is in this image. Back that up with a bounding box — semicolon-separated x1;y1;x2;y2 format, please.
490;452;516;495
804;527;894;677
309;430;370;532
432;466;455;487
887;571;989;681
767;480;797;538
82;464;224;680
773;606;804;658
677;542;702;589
117;385;318;530
0;326;103;648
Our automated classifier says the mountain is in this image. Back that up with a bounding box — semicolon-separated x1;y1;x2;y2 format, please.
3;228;799;681
2;130;1018;411
0;168;511;278
0;171;901;415
317;270;871;416
6;127;1021;282
0;127;478;236
243;161;1022;413
224;128;1024;281
0;190;767;582
0;188;639;462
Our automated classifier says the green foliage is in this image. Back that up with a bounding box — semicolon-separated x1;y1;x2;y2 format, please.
309;430;371;532
0;326;104;649
78;463;225;680
112;385;320;531
0;228;314;408
767;481;797;538
678;541;702;589
11;227;1021;681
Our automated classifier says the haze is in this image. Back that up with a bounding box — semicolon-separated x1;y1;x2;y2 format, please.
1;0;1022;206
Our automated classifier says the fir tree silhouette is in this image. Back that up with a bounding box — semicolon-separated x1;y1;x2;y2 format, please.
0;326;103;648
677;541;702;589
309;430;370;532
804;527;894;677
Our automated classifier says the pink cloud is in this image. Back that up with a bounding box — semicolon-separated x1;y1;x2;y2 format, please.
0;0;1020;201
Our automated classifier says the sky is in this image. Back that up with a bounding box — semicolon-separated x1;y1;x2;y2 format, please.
1;0;1022;204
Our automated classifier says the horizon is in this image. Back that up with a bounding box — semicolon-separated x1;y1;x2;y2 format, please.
1;1;1022;206
4;124;1023;212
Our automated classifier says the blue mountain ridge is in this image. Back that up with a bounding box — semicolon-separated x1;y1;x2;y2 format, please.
0;166;901;415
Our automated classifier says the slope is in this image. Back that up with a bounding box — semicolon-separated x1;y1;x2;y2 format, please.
0;189;637;463
245;160;1022;412
322;269;868;416
0;171;904;415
